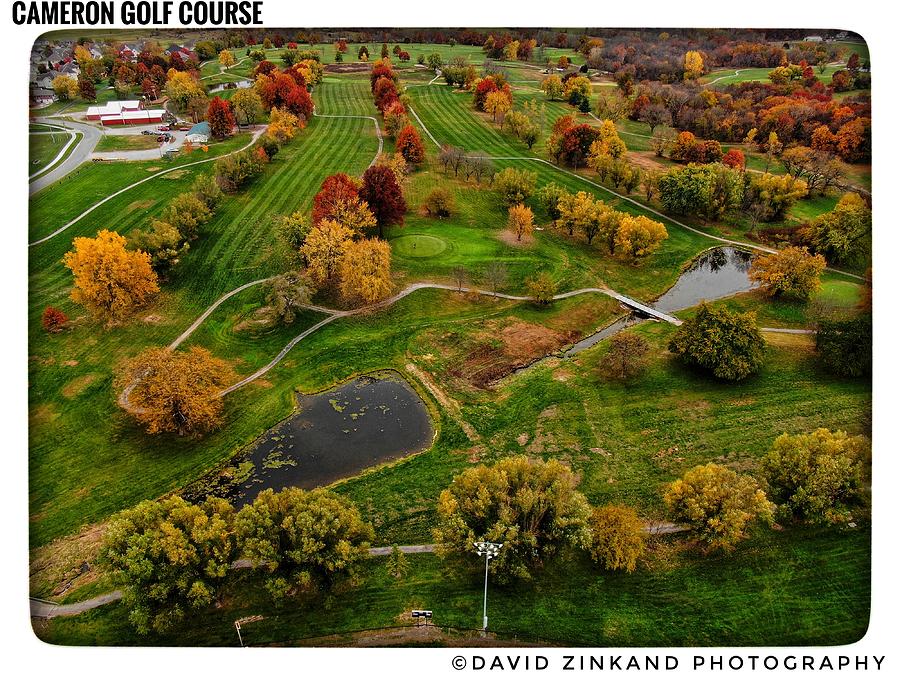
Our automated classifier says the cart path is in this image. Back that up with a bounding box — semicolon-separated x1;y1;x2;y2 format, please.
31;523;690;618
29;126;268;247
29;119;102;195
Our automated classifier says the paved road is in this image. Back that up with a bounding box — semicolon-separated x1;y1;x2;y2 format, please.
29;119;102;195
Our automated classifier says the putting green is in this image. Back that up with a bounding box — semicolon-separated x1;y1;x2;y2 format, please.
391;234;449;258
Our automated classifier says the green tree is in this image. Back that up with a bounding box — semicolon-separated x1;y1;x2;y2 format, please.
762;429;870;525
235;488;373;600
434;455;591;584
668;303;766;381
526;272;556;304
494;167;537;207
100;496;236;634
664;464;774;551
385;544;410;580
277;211;311;260
587;505;645;572
265;270;315;325
803;193;871;267
815;315;872;377
658;164;744;222
128;220;189;278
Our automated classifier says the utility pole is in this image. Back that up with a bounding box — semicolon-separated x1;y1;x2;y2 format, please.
474;541;502;634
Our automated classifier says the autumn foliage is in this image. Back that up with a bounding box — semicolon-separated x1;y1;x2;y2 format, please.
359;165;407;236
206;96;235;139
395;124;425;164
63;229;160;322
41;306;68;333
117;346;234;435
312;173;361;224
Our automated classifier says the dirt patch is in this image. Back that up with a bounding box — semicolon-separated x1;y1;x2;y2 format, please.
61;373;98;399
142;313;162;323
627;151;668;172
125;199;155;213
146;166;162;172
62;360;78;367
290;624;549;647
30;403;60;426
160;169;188;180
496;230;534;247
30;522;107;600
324;63;372;74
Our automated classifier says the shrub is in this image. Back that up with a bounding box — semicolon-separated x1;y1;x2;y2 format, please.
587;505;645;572
423;188;455;218
41;306;68;333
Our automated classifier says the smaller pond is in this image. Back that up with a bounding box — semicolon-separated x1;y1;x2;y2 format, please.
184;373;433;506
564;246;757;357
209;80;252;93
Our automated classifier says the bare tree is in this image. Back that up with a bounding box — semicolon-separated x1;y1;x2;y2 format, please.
451;265;467;292
483;262;508;296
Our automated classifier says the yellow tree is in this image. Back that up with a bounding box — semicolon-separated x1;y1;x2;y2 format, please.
484;90;512;125
52;74;79;100
587;120;628;166
116;346;234;435
540;74;564;100
330;197;377;236
588;504;645;572
299;220;353;286
267;107;301;144
614;215;668;259
507;203;535;241
218;49;236;69
339;238;394;306
62;229;159;322
164;71;206;111
683;50;704;80
749;246;826;300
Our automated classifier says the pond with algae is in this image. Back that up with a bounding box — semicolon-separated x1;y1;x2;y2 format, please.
184;373;433;506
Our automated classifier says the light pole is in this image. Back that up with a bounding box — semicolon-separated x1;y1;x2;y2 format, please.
474;540;502;634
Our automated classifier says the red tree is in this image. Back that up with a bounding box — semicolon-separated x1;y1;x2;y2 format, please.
41;306;68;333
373;76;399;112
396;124;425;164
560;124;602;167
253;60;277;78
206;96;235;139
722;148;746;170
370;61;396;91
360;165;407;237
312;173;360;223
473;77;499;110
285;86;314;120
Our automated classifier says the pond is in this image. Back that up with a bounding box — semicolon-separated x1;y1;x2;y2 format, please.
184;373;433;506
565;246;757;356
209;80;253;93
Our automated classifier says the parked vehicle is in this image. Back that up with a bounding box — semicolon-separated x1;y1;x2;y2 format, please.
157;125;170;131
141;130;155;135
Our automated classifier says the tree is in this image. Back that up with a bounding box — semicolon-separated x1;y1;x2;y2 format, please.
638;103;672;135
329;197;377;235
762;429;869;525
165;71;206;111
206;96;234;139
484;90;512;124
658;164;743;222
483;261;508;295
118;346;233;434
433;456;591;583
360;165;407;237
507;203;534;241
600;332;650;380
815;315;872;378
129;220;189;278
231;88;263;125
300;220;353;286
164;192;212;240
426;52;443;71
214;147;265;192
266;106;301;144
265;271;315;324
668;303;766;381
540;74;564;100
386;544;410;580
745;173;808;222
395;124;425;164
615;215;668;260
236;487;373;600
563;76;592;107
537;182;569;220
587;505;645;572
277;211;311;260
494;167;537;206
423;187;455;219
192;173;223;210
749;247;826;300
683;50;704;80
339;238;394;306
41;306;68;333
52;74;79;100
779;147;842;195
664;464;773;551
803;193;871;267
77;75;96;101
722;148;745;170
218;49;236;69
358;45;369;61
559;124;602;168
451;265;467;291
63;230;159;322
100;496;236;634
526;272;556;304
383;101;408;139
312;173;360;224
